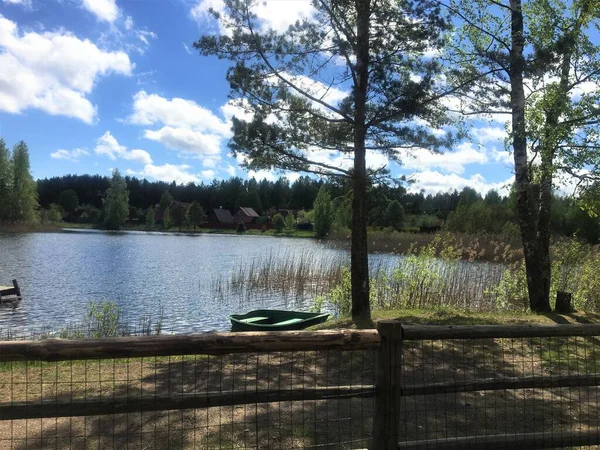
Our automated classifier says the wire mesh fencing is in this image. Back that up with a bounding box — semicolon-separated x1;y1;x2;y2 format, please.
398;325;600;449
0;333;377;449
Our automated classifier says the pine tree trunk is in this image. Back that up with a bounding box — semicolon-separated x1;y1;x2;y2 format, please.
510;0;550;312
350;0;371;322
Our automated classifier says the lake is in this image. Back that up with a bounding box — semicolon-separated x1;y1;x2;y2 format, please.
0;230;401;335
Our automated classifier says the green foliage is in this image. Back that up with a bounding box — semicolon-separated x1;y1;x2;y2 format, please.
313;186;332;238
170;202;187;231
296;209;311;225
58;189;79;221
162;207;171;230
129;205;139;221
384;200;405;230
41;204;63;223
103;169;130;230
55;300;164;339
79;204;101;224
145;205;155;228
188;201;205;231
236;221;246;233
272;213;285;232
283;213;296;232
445;196;514;235
324;266;352;317
331;193;352;231
0;138;12;221
159;190;173;209
9;141;38;222
85;300;122;338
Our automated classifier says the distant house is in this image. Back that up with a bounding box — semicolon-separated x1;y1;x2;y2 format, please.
208;208;234;224
233;207;260;224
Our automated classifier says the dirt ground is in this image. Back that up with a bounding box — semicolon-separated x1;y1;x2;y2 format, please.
2;335;600;449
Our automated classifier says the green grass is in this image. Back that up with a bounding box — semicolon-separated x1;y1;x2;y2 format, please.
309;306;600;330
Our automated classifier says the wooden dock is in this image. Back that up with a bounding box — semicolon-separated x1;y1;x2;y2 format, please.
0;279;21;302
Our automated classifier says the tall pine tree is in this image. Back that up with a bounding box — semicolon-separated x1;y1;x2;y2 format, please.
195;0;456;321
11;141;38;222
0;139;12;221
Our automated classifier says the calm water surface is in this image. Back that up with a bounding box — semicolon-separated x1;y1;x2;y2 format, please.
0;230;398;334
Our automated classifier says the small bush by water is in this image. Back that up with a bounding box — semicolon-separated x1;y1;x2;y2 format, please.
1;300;165;340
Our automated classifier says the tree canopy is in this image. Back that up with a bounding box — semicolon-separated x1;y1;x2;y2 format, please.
103;170;130;230
195;0;458;320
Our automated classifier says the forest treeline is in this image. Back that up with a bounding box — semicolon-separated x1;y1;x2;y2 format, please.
1;138;597;241
36;173;600;243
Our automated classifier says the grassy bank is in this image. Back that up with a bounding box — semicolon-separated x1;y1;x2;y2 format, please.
310;306;600;329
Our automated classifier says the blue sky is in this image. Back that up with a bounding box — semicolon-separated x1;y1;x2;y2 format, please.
0;0;518;194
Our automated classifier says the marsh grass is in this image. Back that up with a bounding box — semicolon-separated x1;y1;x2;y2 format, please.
214;234;600;316
211;249;347;303
0;300;165;341
328;230;524;262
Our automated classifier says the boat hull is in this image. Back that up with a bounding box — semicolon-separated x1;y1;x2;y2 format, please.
230;309;329;332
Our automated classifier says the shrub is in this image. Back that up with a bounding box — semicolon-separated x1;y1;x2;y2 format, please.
272;213;285;232
236;221;246;233
313;186;332;237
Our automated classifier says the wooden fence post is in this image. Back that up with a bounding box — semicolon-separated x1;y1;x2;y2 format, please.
372;320;403;450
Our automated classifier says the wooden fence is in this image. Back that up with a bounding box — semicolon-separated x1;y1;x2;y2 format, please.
2;322;600;449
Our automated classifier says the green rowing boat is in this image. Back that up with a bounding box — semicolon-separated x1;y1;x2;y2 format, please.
229;309;329;332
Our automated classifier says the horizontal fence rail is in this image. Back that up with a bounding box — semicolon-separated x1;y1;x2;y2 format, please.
402;323;600;340
2;386;376;420
0;329;380;361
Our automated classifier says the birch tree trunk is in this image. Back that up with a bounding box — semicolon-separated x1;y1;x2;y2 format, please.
510;0;551;312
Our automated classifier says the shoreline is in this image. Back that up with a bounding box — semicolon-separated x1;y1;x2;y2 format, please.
0;222;317;238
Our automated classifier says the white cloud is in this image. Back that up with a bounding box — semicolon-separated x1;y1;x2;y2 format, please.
571;81;598;100
398;143;488;174
407;170;512;195
124;16;134;30
191;0;314;33
0;15;132;123
95;131;126;160
136;163;200;184
94;131;153;165
473;126;507;143
225;164;236;176
125;149;153;165
50;148;89;162
129;91;231;162
81;0;119;23
248;169;277;182
201;169;215;179
183;42;192;54
489;148;513;166
265;73;348;114
3;0;31;6
143;127;222;157
129;91;230;135
135;30;156;46
220;98;253;122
